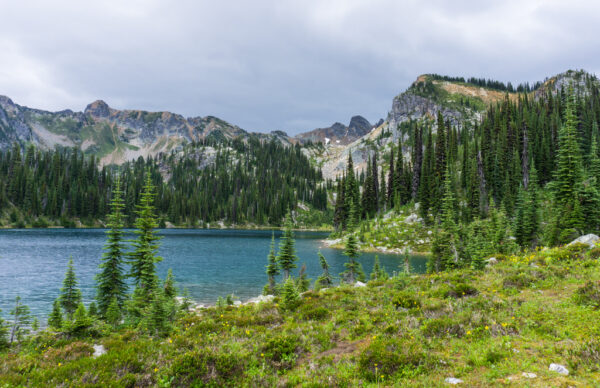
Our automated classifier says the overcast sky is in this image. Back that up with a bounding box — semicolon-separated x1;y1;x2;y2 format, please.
0;1;599;135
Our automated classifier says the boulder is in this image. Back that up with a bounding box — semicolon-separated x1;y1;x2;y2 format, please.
354;281;367;287
522;372;537;378
568;234;599;248
405;214;419;223
485;257;498;266
444;377;463;384
92;344;106;358
548;363;569;375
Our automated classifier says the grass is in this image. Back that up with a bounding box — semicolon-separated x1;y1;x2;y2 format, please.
2;245;600;386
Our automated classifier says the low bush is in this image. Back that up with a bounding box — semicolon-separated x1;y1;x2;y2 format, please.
446;282;478;298
574;281;600;309
422;317;464;338
170;348;245;387
392;291;421;309
261;333;301;370
502;272;535;289
358;336;430;382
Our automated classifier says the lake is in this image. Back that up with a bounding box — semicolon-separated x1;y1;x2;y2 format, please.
0;229;428;319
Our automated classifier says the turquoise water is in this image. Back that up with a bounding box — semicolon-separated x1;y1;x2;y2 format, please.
0;229;427;319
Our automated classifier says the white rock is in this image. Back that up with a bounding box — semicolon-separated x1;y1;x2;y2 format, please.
485;257;498;267
92;344;106;358
549;363;569;375
522;372;537;378
568;233;599;248
444;377;463;384
354;281;367;287
233;300;242;306
245;294;275;304
405;213;419;223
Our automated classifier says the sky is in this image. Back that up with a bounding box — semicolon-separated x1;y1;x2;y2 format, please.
1;1;599;135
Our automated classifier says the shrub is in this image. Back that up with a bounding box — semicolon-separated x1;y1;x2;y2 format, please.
358;336;430;382
170;349;245;387
391;291;421;309
588;247;600;260
422;317;464;338
446;283;478;298
574;281;600;309
502;272;535;289
299;306;330;321
567;339;600;371
261;333;301;370
564;242;589;260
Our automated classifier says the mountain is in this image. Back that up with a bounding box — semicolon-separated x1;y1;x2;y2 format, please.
0;97;250;165
295;115;375;145
310;70;599;179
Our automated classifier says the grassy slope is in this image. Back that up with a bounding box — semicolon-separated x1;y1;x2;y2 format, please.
2;244;600;387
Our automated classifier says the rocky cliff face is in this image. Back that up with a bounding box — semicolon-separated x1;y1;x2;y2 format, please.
0;97;249;165
295;115;374;145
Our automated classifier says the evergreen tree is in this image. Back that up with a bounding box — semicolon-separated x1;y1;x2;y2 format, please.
341;227;361;284
277;212;298;280
9;296;32;344
48;299;63;329
60;258;82;319
295;263;311;292
265;232;279;294
163;268;177;299
315;252;333;289
105;296;121;327
551;87;585;243
281;277;300;311
370;255;388;280
0;312;8;349
96;174;128;316
128;169;163;298
67;303;92;335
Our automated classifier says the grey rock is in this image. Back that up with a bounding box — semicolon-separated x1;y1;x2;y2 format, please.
568;234;599;248
522;372;537;378
444;377;463;384
549;363;569;375
354;281;367;288
92;344;106;358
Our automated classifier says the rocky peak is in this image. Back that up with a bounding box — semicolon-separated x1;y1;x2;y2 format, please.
84;100;111;118
0;95;15;107
348;115;372;136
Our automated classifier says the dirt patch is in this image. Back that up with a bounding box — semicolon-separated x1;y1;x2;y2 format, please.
436;81;520;105
315;339;368;362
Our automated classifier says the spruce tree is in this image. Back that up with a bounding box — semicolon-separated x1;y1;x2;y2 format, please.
9;296;32;344
105;296;121;327
315;252;333;289
281;276;301;311
163;269;177;299
341;225;361;284
370;255;388;280
60;258;82;319
265;232;279;294
96;174;128;316
48;299;63;329
277;212;298;280
128;169;163;298
552;87;585;243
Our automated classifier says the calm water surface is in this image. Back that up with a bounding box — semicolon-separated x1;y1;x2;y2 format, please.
0;229;427;318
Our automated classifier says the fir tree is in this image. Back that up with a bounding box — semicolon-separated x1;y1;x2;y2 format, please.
370;255;388;280
96;174;128;316
48;299;63;329
281;277;300;311
277;212;298;280
9;296;32;344
0;311;7;350
296;263;311;292
68;303;92;335
265;232;279;293
60;258;82;319
315;252;333;289
341;227;361;284
105;296;121;328
163;268;177;299
128;169;163;298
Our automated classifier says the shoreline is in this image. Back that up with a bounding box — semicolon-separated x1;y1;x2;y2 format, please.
322;238;430;256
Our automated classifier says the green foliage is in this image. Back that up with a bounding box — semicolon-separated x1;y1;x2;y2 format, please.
277;213;298;280
48;299;63;330
0;310;8;349
281;277;301;312
262;333;300;369
314;252;333;289
265;232;279;294
59;258;82;319
163;268;177;299
9;296;32;343
105;296;121;327
391;291;421;309
574;281;600;309
358;336;430;382
370;255;388;280
170;348;245;386
65;303;93;336
341;231;361;283
422;317;465;338
96;174;128;316
128;169;163;298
